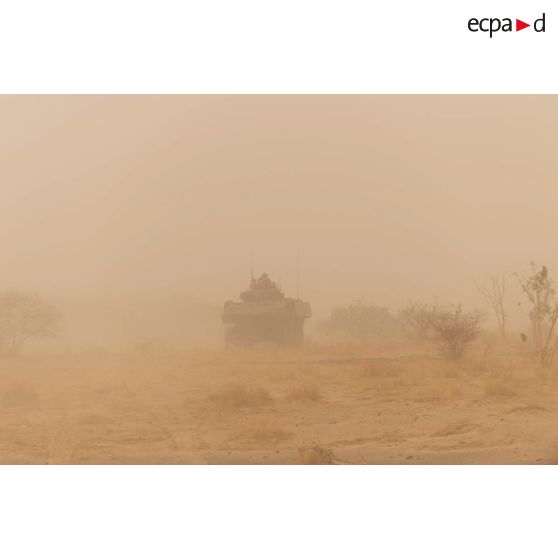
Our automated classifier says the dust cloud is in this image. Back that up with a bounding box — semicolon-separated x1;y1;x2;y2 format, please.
1;95;558;464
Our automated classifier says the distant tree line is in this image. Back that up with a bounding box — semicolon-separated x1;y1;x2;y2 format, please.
3;262;558;369
319;300;485;361
318;263;558;367
317;301;402;342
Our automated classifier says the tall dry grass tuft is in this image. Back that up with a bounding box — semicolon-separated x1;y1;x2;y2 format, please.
209;383;273;410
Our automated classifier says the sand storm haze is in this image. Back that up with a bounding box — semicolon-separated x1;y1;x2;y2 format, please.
2;342;558;464
1;95;558;463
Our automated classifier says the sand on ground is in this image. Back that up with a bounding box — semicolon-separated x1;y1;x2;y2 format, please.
1;342;557;464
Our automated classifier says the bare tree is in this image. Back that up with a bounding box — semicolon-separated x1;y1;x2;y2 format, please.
0;291;61;356
429;305;485;360
477;275;507;337
519;264;558;368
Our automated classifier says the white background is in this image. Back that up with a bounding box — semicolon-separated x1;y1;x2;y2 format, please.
0;1;557;557
0;0;555;92
1;466;557;557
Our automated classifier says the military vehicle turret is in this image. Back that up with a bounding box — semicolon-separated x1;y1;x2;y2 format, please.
222;273;311;347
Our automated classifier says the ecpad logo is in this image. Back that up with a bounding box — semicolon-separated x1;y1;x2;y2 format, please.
468;13;546;37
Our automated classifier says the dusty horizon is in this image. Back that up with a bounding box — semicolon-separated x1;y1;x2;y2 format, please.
3;96;558;333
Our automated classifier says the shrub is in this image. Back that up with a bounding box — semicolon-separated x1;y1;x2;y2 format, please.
429;305;485;360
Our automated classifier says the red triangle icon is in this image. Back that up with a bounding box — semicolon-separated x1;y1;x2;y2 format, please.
516;19;530;31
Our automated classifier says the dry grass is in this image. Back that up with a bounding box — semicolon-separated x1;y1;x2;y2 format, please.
286;383;321;401
0;339;554;464
296;445;337;464
209;383;273;409
359;362;406;397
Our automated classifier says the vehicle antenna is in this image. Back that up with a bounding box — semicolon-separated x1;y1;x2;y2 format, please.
296;250;300;299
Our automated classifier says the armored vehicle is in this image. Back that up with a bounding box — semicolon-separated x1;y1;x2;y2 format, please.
222;273;311;347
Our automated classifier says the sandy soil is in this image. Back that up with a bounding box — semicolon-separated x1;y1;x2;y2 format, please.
1;342;558;464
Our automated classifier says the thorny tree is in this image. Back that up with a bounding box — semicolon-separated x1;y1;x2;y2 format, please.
519;264;558;368
0;291;60;356
429;305;485;360
477;275;507;338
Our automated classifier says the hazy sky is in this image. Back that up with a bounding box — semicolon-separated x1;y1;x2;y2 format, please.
2;95;557;317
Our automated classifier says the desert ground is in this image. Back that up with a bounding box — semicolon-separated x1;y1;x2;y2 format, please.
1;339;558;464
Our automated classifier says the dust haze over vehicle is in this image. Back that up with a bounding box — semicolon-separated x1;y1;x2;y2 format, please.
3;96;558;463
222;273;311;347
